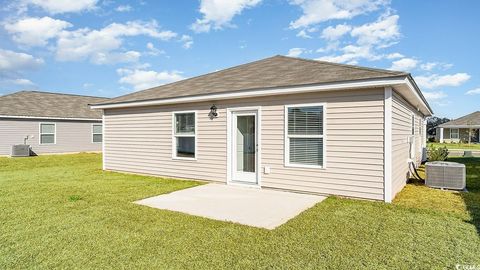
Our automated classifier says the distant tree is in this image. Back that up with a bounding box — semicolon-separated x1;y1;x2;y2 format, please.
426;116;451;135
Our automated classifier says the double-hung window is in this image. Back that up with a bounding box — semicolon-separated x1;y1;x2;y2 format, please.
92;124;103;143
173;112;196;159
40;123;55;144
450;128;459;139
285;104;325;168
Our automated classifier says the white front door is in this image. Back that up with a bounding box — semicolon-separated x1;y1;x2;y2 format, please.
231;110;258;184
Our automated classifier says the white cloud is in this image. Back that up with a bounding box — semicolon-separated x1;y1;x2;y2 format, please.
180;35;193;49
420;62;453;71
4;16;72;47
117;67;184;91
289;0;387;29
191;0;262;33
350;14;400;47
316;44;379;63
115;5;132;12
423;91;447;100
321;24;352;40
415;73;471;89
296;29;312;38
91;51;141;65
26;0;98;14
3;78;35;86
389;57;418;71
286;48;305;57
146;42;165;56
0;49;44;73
55;20;177;64
386;52;403;59
466;88;480;95
316;14;400;64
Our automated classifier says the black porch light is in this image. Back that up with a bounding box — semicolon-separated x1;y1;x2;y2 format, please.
209;104;218;119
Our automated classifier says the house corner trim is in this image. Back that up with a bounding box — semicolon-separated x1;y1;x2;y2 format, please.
384;87;393;203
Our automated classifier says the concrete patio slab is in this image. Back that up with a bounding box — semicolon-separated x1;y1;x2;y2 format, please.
135;183;326;229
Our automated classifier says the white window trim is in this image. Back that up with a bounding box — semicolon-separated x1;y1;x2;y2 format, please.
92;123;103;143
39;122;56;145
172;110;197;161
450;128;459;139
284;102;327;169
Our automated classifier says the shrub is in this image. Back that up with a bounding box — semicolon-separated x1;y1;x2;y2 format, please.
427;145;449;161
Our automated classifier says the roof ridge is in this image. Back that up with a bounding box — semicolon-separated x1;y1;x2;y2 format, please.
277;55;408;76
19;90;108;99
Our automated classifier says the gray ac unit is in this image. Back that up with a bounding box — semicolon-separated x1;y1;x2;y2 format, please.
425;161;466;190
11;145;30;157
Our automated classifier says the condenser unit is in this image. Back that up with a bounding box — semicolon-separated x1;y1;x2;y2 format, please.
425;161;466;190
11;145;30;157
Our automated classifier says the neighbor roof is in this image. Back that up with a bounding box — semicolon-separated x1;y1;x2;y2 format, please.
94;55;408;106
439;111;480;128
0;91;108;120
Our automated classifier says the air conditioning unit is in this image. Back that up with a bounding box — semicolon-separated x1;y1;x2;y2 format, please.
425;161;466;190
11;145;30;157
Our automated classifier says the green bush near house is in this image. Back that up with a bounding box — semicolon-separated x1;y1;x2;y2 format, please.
0;153;479;269
427;144;449;161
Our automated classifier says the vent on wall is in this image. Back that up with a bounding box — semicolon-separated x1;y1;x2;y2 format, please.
11;145;30;157
425;161;466;190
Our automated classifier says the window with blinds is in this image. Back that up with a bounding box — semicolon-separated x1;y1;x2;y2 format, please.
286;104;325;168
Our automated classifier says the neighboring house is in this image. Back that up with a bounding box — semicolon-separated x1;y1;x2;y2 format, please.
0;91;108;156
91;56;432;202
436;111;480;143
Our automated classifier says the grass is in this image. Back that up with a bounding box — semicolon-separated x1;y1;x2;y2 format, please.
0;153;479;269
428;142;480;150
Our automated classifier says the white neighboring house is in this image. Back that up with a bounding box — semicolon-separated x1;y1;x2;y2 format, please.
0;91;107;156
91;56;432;202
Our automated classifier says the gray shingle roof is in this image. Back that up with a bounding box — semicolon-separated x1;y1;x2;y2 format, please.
0;91;108;119
95;55;408;106
439;111;480;127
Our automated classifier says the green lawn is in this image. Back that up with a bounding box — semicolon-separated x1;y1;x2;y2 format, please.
428;142;480;150
1;154;479;269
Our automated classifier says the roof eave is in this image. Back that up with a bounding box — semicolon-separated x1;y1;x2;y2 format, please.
0;115;102;121
90;75;432;116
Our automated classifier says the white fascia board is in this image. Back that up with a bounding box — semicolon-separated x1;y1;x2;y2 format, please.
402;77;433;116
0;115;101;121
90;77;408;110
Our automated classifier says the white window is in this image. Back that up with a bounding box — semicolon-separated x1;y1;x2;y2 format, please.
40;123;55;144
285;103;326;168
450;128;459;139
92;124;103;143
173;111;196;159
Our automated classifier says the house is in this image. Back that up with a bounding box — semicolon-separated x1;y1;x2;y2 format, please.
90;56;432;202
0;91;108;156
436;111;480;143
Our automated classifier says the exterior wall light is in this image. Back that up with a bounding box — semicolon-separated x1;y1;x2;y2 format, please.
209;104;218;119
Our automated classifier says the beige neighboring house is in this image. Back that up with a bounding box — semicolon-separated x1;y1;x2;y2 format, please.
0;91;108;156
91;56;433;202
436;111;480;143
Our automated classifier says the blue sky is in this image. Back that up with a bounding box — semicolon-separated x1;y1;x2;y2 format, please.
0;0;478;118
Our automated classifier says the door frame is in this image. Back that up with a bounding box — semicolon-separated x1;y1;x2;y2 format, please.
226;106;262;187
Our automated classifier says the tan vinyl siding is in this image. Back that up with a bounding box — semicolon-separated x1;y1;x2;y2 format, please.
391;91;425;198
104;88;386;200
0;118;102;155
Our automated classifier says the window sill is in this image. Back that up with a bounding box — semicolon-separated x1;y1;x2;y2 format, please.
172;157;197;161
284;163;326;170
